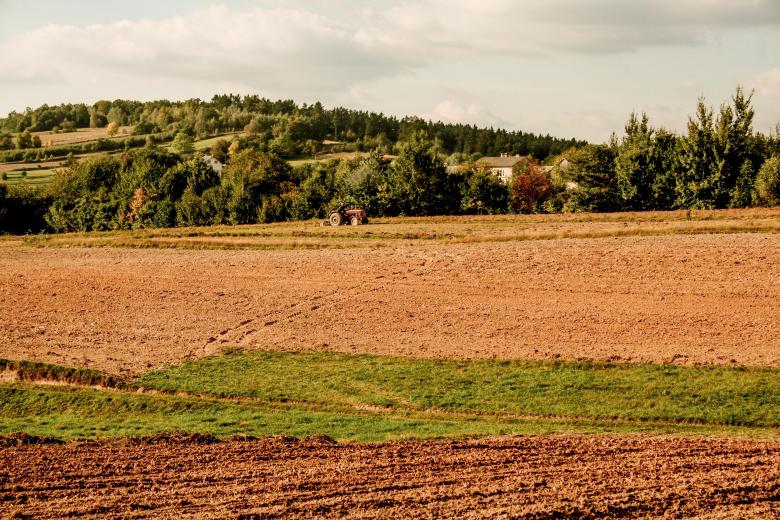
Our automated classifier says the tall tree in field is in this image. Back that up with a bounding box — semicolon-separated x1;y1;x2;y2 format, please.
616;112;655;210
677;99;719;208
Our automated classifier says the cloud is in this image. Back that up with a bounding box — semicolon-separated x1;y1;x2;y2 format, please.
3;1;778;94
357;0;780;56
0;5;406;94
681;79;700;89
748;68;780;96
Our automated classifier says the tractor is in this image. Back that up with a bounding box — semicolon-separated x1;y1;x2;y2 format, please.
328;207;368;226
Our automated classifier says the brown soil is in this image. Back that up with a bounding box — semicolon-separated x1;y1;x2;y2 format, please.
1;233;779;375
1;436;778;518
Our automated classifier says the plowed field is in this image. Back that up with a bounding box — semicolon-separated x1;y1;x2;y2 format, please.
2;232;779;374
1;436;778;518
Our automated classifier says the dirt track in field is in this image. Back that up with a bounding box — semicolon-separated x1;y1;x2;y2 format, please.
1;435;778;518
1;232;779;375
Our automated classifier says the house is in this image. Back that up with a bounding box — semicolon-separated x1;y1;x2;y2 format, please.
202;154;223;175
476;153;529;183
542;158;577;190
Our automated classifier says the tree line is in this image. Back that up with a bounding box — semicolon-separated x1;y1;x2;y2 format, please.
550;87;780;212
0;95;583;160
0;87;778;235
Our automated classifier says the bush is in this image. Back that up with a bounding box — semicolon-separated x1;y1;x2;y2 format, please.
0;184;52;234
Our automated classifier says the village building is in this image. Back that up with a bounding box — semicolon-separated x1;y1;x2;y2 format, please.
202;154;223;175
476;153;529;183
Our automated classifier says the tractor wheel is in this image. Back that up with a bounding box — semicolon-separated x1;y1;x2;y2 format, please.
329;212;343;226
350;216;360;225
362;218;369;225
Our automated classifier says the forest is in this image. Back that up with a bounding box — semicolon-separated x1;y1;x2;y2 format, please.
0;87;778;235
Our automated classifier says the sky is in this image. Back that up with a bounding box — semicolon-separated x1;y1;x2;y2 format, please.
1;0;779;142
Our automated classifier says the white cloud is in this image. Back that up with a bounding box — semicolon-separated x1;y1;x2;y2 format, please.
749;68;780;96
681;79;700;89
0;5;404;93
3;1;778;94
357;0;780;56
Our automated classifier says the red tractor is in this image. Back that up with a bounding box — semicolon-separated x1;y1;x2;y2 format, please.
328;207;368;226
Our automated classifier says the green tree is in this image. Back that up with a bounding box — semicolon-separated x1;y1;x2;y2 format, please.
649;129;679;209
713;87;756;207
461;166;509;214
677;99;719;208
338;151;393;216
730;160;756;208
15;130;33;149
390;133;460;216
752;156;780;206
221;150;292;224
171;132;195;155
0;133;13;150
564;144;619;212
616;112;655;210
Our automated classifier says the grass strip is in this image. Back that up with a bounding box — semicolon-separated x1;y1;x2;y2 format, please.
136;351;780;427
2;351;778;442
1;385;775;442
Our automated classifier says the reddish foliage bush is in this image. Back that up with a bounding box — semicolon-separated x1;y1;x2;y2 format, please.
510;163;553;213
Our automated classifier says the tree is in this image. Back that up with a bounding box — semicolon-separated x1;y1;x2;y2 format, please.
752;156;780;206
616;112;655;210
677;99;719;208
244;120;262;134
461;166;509;214
107;106;126;126
171;132;194;155
510;163;552;213
713;87;756;207
649;128;679;209
564;144;619;212
390;133;460;216
338;151;393;216
730;160;756;208
89;108;107;128
106;121;120;137
0;133;13;150
221;150;292;224
16;130;33;149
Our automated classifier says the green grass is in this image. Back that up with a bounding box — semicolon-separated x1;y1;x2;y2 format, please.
0;384;771;442
1;351;778;442
136;351;780;427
